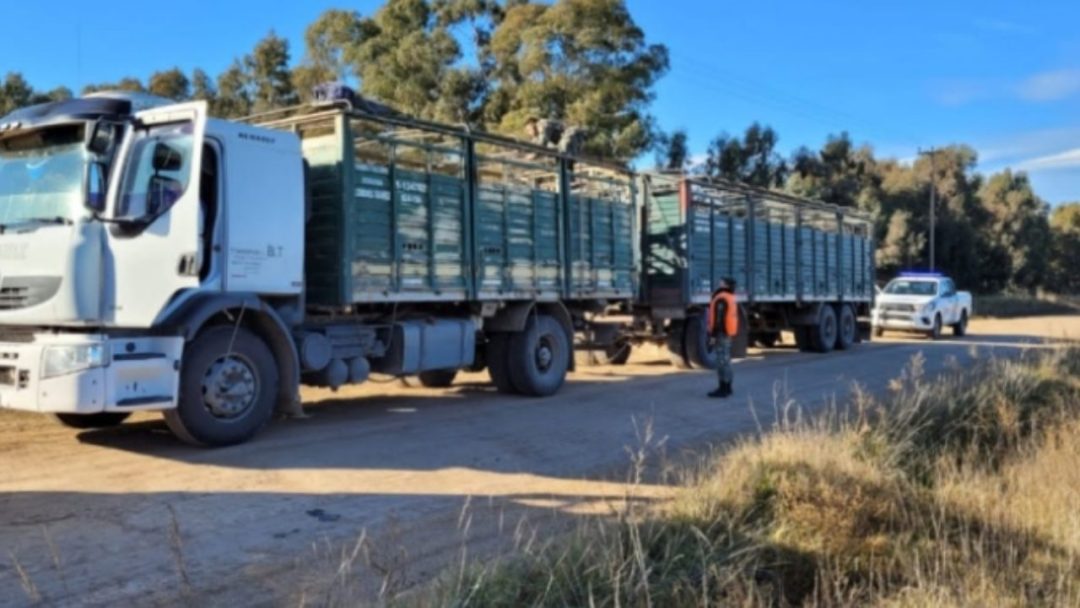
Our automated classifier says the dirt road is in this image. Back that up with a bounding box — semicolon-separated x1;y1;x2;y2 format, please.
2;316;1077;607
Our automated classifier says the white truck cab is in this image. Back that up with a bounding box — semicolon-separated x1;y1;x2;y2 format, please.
872;273;972;339
0;94;305;444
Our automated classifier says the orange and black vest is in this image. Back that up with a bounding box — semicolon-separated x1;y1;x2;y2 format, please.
708;291;739;337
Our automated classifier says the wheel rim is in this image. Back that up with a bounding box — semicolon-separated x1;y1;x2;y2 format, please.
535;335;556;372
824;316;837;343
202;354;259;420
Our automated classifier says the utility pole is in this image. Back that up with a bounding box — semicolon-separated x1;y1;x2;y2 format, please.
918;148;938;271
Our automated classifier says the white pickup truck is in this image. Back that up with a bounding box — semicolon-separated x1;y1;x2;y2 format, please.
872;273;972;339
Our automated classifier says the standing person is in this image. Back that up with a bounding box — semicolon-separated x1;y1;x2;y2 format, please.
707;278;739;398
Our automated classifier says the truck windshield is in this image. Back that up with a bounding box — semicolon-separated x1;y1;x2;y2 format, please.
0;125;87;226
884;279;938;296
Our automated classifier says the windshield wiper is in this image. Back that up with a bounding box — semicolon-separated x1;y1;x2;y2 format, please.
0;216;74;233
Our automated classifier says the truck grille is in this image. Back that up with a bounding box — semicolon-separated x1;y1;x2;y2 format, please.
0;328;34;343
880;303;916;313
0;277;62;311
0;366;16;387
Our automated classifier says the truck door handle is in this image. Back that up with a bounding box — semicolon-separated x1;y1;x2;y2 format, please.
178;253;199;277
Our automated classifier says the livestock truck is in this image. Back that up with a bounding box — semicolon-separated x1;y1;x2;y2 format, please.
0;89;873;447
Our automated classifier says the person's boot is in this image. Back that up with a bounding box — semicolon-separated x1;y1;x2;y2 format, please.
708;385;726;398
723;381;733;397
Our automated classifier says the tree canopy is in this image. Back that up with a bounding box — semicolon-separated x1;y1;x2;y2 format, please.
0;2;1073;294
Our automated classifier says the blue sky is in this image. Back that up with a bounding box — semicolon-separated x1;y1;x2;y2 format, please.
3;0;1076;203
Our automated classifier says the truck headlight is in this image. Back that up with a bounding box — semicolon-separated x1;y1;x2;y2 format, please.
921;303;935;316
42;344;109;379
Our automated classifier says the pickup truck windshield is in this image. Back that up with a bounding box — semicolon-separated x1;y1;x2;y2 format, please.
884;279;938;296
0;125;87;226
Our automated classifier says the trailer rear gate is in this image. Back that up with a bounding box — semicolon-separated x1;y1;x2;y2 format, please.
644;176;874;309
286;110;636;309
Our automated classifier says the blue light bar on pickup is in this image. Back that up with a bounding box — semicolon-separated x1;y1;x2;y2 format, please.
899;271;943;278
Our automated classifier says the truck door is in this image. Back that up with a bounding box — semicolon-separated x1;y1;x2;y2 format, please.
103;102;209;327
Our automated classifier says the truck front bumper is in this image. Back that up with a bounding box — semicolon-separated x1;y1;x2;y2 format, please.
872;310;934;332
0;333;184;414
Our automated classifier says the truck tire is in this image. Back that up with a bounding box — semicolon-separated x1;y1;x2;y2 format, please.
666;321;691;369
835;304;857;351
952;311;968;337
164;326;279;447
684;314;718;370
810;305;838;353
418;369;458;388
929;314;943;340
507;314;570;397
54;412;131;430
486;333;518;395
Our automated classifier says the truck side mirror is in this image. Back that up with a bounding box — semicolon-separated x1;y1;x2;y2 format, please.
84;162;107;213
87;121;114;155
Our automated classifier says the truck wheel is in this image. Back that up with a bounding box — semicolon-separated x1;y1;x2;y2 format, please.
835;305;857;350
810;306;838;353
486;333;518;395
684;314;718;370
418;369;458;388
164;326;279;447
666;321;691;369
507;315;570;397
54;412;131;430
929;314;943;340
952;311;968;337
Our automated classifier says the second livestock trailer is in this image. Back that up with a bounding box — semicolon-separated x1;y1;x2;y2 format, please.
584;173;875;369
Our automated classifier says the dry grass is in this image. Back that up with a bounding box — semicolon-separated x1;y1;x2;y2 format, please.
402;347;1080;607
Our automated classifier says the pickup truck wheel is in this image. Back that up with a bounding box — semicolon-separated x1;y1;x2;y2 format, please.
486;333;518;395
811;306;838;353
418;369;458;388
164;326;279;447
666;321;692;369
54;412;131;430
507;315;569;397
929;314;943;340
835;305;857;350
952;311;968;337
685;314;718;370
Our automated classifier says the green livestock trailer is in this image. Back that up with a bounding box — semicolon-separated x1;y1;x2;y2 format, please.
252;101;637;395
251;96;874;397
626;173;875;369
